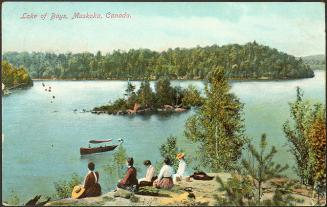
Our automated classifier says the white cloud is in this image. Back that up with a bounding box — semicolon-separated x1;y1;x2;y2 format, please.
2;10;325;56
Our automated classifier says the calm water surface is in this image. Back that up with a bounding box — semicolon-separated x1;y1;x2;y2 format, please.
2;71;325;201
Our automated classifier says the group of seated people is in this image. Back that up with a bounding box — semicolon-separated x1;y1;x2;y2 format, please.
72;153;187;198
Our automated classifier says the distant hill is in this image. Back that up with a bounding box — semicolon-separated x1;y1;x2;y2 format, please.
2;42;314;80
302;54;325;70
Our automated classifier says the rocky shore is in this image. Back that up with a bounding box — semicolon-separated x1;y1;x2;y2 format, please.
46;173;321;206
91;104;190;115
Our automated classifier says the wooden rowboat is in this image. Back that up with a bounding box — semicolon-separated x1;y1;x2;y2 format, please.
80;145;118;155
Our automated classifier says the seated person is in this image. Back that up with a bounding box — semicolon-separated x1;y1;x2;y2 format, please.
138;160;157;187
153;157;174;189
73;162;101;199
117;157;138;192
173;153;188;182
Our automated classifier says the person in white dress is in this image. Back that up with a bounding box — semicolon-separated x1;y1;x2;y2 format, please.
173;153;187;182
138;160;157;187
153;157;174;189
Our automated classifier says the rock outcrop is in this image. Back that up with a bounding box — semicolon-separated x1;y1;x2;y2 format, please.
46;173;319;206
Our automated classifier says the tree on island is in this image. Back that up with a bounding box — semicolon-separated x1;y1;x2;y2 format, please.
155;76;175;107
184;66;247;172
124;80;136;98
137;79;154;108
181;85;204;107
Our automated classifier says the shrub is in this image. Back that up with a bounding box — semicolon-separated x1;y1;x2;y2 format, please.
53;173;83;199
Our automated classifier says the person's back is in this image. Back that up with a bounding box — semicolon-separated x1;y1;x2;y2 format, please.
122;166;138;186
176;159;186;176
75;162;101;198
153;157;174;189
117;157;139;192
83;171;101;197
138;160;157;187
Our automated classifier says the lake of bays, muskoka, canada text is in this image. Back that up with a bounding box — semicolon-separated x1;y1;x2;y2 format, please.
20;12;132;20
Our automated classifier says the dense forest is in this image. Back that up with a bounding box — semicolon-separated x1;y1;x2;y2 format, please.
2;41;314;80
1;61;33;90
302;55;325;70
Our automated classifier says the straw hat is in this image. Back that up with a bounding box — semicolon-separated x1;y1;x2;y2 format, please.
71;185;85;199
176;153;185;159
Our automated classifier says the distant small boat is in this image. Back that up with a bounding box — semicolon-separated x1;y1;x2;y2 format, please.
89;139;112;144
80;145;118;155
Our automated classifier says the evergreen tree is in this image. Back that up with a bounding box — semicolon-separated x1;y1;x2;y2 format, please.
137;79;154;108
159;136;180;169
155;76;174;106
184;66;246;171
215;174;255;206
124;79;136;98
241;133;289;201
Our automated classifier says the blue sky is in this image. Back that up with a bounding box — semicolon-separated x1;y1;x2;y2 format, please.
2;2;325;56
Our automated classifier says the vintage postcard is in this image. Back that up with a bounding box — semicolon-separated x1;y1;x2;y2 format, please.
1;1;325;206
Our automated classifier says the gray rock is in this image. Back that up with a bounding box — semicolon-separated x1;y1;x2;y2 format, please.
114;189;132;199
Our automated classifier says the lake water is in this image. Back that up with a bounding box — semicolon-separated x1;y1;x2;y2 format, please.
2;70;325;201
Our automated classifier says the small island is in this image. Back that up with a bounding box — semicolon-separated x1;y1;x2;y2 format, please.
2;61;33;95
92;76;204;115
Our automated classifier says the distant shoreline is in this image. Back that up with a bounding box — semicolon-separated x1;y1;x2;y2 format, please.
32;75;317;82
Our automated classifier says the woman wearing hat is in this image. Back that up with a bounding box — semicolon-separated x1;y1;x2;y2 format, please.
117;157;139;192
173;153;187;182
153;157;174;189
72;162;101;199
138;160;157;187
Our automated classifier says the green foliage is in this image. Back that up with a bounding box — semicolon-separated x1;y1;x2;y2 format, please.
215;174;255;206
1;61;33;90
94;98;128;113
137;79;155;108
155;76;174;106
103;145;128;187
306;108;326;189
184;66;247;172
5;189;20;205
181;85;204;107
302;55;325;70
159;136;180;169
241;134;289;201
262;181;304;206
94;77;204;113
53;173;83;199
124;81;136;98
2;42;314;80
216;170;301;205
283;87;326;186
